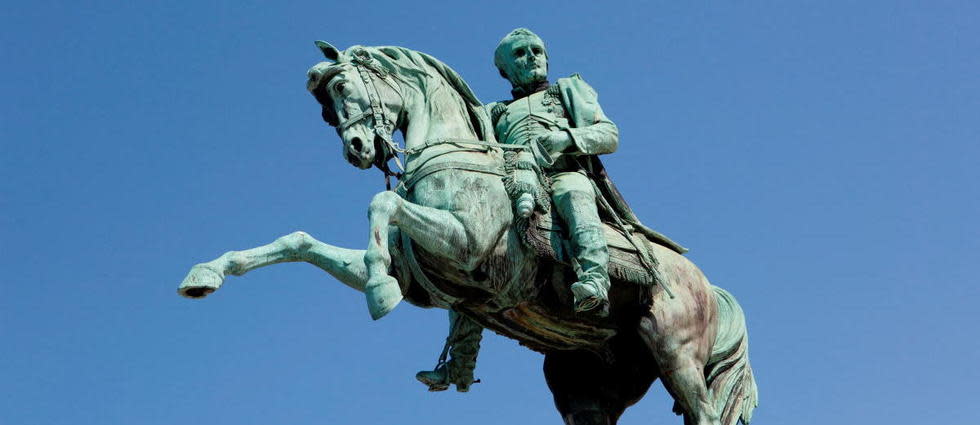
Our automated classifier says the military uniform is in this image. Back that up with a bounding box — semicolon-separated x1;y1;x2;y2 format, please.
488;75;618;310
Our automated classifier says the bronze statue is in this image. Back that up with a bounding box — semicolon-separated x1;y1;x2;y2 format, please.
179;31;758;425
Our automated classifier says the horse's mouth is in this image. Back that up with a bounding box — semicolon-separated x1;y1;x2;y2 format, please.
345;134;390;170
354;153;374;169
345;146;375;170
367;134;393;168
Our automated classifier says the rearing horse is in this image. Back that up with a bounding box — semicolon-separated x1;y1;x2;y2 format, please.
178;43;758;425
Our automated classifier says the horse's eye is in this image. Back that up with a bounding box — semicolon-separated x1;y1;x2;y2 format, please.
335;82;346;93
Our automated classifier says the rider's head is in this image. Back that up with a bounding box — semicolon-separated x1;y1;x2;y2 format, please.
494;28;548;90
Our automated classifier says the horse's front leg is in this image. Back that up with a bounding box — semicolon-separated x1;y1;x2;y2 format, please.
178;231;369;298
364;191;498;319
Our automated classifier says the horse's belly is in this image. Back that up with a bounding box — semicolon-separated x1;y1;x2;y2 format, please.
460;302;617;353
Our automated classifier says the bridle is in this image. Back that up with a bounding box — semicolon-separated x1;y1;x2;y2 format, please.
331;48;527;192
334;49;407;188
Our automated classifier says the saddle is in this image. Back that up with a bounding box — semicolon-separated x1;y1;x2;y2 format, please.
518;210;681;287
497;146;686;288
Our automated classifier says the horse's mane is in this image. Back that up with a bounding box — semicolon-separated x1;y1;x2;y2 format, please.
307;45;495;142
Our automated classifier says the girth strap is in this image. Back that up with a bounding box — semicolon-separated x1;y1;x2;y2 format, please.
404;138;528;156
399;161;505;192
396;139;528;192
401;232;459;308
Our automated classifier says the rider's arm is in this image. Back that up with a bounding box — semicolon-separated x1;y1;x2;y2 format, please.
564;103;618;156
560;76;619;156
483;102;498;122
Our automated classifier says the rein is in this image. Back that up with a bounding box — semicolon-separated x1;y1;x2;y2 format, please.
337;49;531;191
396;140;531;193
335;50;408;188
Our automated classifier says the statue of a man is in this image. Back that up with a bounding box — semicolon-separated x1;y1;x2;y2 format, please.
490;28;617;314
416;28;624;392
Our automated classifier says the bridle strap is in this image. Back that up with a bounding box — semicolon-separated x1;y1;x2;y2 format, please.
337;110;373;131
337;49;531;191
333;49;408;185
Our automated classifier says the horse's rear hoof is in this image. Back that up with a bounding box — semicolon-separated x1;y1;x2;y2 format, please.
365;275;403;320
178;265;224;299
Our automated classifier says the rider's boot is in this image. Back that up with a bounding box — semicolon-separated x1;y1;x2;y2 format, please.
568;225;611;317
415;365;450;392
416;311;483;392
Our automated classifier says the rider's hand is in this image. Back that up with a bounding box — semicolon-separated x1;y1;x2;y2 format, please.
536;130;573;155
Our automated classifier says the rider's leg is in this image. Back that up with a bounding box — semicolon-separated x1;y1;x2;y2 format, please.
550;172;611;315
416;310;484;392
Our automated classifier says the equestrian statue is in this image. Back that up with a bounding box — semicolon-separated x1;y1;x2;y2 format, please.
178;29;759;425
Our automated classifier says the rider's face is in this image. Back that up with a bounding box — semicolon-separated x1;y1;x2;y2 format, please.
500;38;548;88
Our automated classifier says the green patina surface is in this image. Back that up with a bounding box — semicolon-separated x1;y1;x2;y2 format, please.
177;29;757;425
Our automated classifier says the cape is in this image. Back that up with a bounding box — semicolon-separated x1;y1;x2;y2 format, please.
556;75;688;254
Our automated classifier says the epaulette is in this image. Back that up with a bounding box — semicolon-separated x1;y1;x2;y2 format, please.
545;84;562;97
490;101;509;127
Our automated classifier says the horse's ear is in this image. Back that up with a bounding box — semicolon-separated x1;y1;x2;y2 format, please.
315;40;342;62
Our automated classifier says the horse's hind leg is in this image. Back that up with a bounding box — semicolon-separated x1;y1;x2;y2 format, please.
639;316;721;425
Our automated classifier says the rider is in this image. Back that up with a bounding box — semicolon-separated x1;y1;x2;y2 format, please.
491;28;617;314
416;28;624;392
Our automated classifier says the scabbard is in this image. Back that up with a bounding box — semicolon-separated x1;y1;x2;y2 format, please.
586;176;675;299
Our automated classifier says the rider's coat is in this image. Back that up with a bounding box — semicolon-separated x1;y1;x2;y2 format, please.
491;75;618;172
488;75;616;297
488;75;686;254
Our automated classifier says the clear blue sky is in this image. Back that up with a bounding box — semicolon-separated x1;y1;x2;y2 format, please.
2;1;978;424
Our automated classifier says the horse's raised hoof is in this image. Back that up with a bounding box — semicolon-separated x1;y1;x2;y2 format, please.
178;265;224;299
365;275;403;320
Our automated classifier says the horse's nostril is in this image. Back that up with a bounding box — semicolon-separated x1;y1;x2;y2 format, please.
351;137;364;152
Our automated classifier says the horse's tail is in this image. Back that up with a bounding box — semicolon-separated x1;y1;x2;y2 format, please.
705;286;759;425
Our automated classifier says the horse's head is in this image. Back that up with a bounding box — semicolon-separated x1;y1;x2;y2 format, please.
306;42;402;170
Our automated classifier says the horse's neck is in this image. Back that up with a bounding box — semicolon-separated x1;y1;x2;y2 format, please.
403;81;479;149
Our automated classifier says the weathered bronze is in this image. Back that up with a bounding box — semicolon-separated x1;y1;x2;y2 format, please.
178;30;758;425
